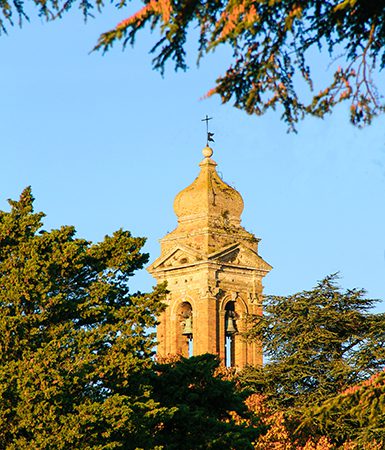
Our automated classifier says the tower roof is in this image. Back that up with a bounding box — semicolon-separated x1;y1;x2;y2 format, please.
173;146;244;227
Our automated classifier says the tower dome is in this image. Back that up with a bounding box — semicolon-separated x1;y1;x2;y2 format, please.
173;147;244;227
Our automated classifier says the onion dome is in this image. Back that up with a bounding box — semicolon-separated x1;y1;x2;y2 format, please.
173;147;244;227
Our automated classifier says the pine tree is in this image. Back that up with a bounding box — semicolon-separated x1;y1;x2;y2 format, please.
95;0;385;130
242;274;385;416
151;354;263;449
302;369;385;447
2;1;385;129
0;187;168;449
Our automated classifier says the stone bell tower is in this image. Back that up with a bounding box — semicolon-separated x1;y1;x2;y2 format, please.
147;145;271;367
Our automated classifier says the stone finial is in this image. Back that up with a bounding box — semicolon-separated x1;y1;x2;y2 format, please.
202;146;213;158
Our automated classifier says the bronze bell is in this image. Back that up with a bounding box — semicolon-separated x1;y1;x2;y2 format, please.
225;315;237;335
182;315;193;336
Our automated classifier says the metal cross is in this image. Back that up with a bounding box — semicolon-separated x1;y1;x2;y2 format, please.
201;115;214;146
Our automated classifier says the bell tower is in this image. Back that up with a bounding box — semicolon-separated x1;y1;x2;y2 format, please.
147;145;271;367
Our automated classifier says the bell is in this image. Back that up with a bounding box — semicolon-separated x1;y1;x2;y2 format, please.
225;316;237;335
182;315;193;336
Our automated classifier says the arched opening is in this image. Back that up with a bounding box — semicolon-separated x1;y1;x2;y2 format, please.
224;301;237;367
178;301;193;357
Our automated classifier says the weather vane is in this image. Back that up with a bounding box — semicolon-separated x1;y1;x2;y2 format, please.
201;115;215;146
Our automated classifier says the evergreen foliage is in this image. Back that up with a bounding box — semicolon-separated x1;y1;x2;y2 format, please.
303;369;385;446
1;1;385;129
94;0;385;130
244;392;382;449
0;187;168;448
151;354;263;449
242;274;385;419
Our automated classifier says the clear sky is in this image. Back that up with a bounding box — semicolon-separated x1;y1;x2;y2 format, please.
1;5;385;311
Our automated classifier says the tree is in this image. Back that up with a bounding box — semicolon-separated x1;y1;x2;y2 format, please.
301;369;385;447
151;354;263;449
95;0;385;130
0;187;169;449
241;274;385;423
2;1;385;130
245;392;382;449
245;393;337;449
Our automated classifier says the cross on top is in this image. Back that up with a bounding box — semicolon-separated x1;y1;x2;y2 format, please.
201;115;215;146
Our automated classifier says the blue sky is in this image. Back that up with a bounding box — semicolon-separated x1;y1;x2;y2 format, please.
1;5;385;311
